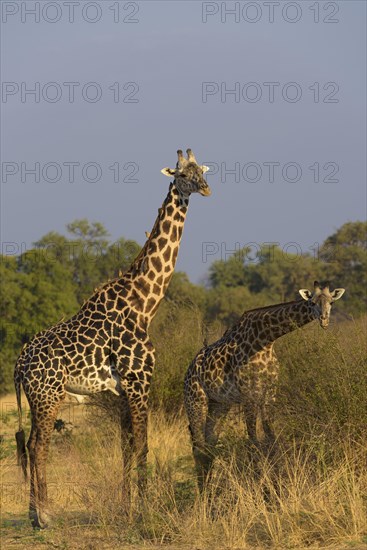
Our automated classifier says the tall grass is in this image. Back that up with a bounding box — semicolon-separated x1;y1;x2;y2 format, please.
3;316;366;548
149;302;206;410
76;316;367;547
276;316;367;446
41;409;366;549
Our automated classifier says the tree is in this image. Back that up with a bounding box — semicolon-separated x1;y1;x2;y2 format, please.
35;221;141;303
0;251;79;394
207;244;322;303
165;271;206;310
205;285;264;329
209;257;246;288
249;245;322;302
0;220;142;394
319;221;367;315
98;237;141;283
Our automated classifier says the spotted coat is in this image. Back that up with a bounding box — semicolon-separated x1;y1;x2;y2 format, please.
184;282;345;490
14;149;211;528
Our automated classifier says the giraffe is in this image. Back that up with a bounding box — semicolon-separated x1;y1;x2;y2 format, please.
184;281;345;491
14;148;211;528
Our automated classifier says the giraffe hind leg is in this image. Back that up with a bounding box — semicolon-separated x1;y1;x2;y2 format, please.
119;388;150;513
28;402;62;529
184;378;210;493
27;421;38;527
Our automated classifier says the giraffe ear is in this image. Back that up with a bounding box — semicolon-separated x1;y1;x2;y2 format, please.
330;288;345;301
201;165;210;174
299;289;312;301
161;168;176;177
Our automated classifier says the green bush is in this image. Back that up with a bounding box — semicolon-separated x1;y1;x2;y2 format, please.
275;317;367;446
150;302;205;410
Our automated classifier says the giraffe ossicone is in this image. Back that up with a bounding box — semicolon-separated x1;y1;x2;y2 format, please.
14;148;211;528
161;149;211;195
184;281;345;491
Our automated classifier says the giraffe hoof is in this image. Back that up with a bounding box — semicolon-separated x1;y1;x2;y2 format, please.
30;510;51;529
29;509;39;529
39;511;52;529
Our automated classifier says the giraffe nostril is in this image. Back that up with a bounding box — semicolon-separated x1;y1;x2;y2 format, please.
320;317;329;329
199;185;211;197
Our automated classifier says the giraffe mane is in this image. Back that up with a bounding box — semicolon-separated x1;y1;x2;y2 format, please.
240;299;301;317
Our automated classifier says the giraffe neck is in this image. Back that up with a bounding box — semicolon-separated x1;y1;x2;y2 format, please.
238;299;317;347
115;183;189;325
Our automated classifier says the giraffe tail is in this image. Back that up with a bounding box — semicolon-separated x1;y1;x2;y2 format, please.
14;359;28;481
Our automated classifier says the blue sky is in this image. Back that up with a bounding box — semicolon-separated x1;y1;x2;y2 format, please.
1;0;366;283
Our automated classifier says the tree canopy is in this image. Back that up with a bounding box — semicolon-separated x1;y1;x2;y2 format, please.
0;219;365;394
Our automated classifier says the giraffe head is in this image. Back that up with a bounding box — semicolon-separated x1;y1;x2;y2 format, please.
161;149;211;197
299;281;345;329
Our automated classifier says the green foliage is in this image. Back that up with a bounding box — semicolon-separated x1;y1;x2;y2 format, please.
0;251;79;393
209;244;324;303
209;251;249;288
0;219;365;397
276;316;367;445
35;220;140;303
250;245;322;299
207;222;366;319
0;220;140;395
319;221;367;314
165;271;206;310
205;285;262;328
150;302;205;410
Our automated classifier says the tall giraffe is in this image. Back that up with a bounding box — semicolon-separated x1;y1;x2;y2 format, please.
14;149;211;528
184;281;345;490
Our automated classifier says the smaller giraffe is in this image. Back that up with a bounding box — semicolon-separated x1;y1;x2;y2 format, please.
184;281;345;490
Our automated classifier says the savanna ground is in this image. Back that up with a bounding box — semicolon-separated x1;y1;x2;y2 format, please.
1;317;366;550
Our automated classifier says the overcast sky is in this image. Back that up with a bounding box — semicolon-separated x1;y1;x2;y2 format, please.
1;0;366;283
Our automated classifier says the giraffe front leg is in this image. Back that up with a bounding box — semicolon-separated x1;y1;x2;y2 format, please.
128;395;149;498
119;392;133;513
258;400;280;503
260;368;279;457
243;403;258;449
117;343;154;502
260;401;277;457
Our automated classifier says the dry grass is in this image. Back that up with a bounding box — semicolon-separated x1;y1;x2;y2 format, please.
1;317;366;549
1;402;366;550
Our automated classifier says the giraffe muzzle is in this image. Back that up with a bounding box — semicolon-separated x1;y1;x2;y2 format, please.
199;185;211;197
320;317;329;329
